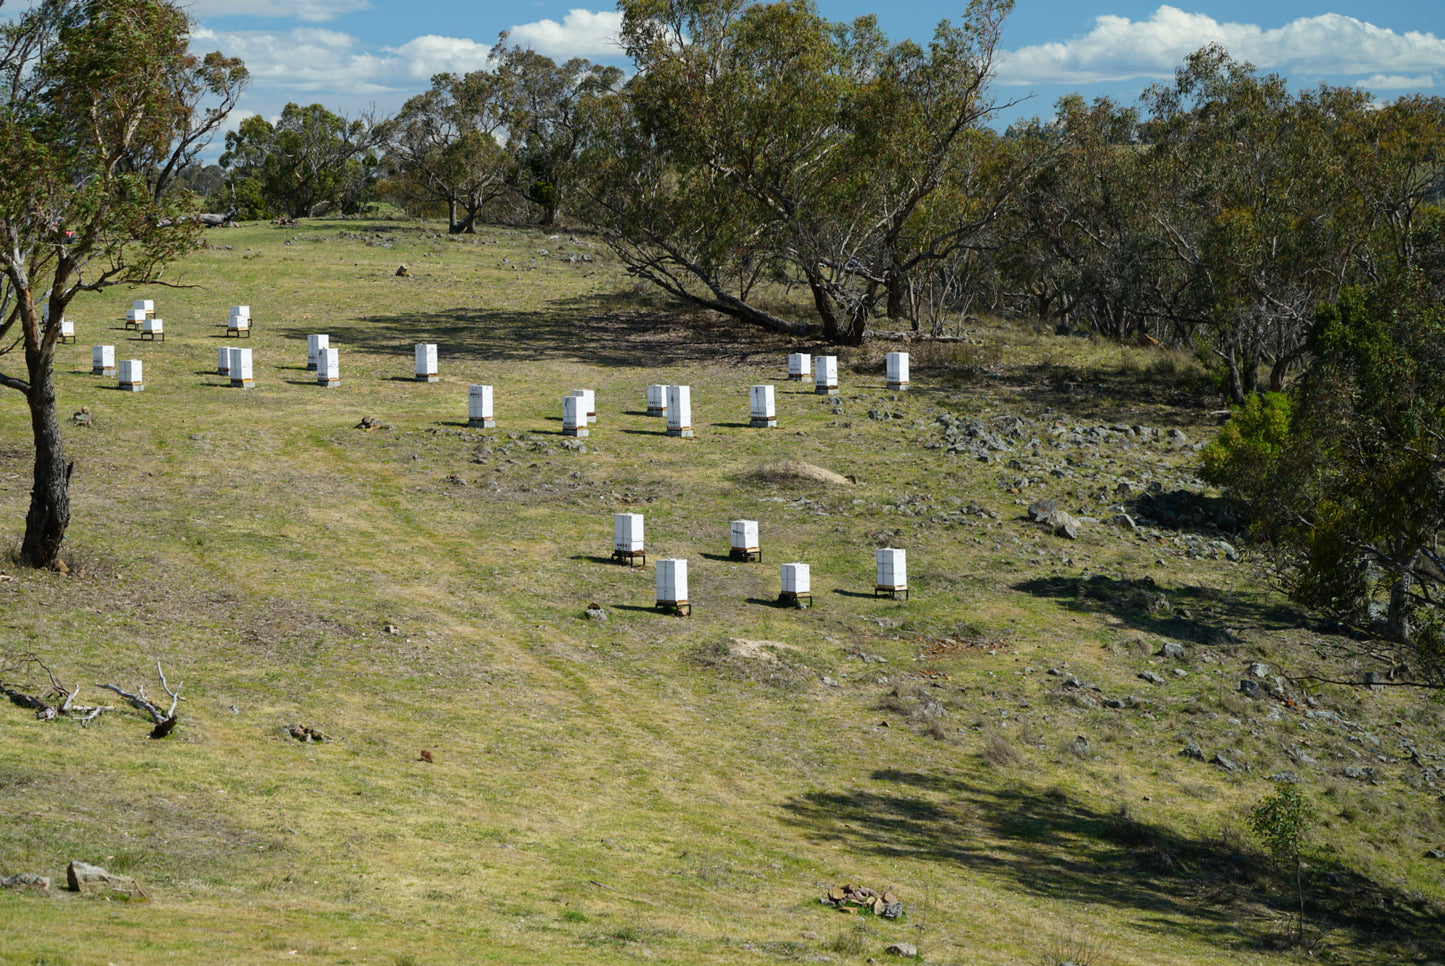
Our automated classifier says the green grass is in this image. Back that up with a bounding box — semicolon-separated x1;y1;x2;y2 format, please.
0;216;1440;965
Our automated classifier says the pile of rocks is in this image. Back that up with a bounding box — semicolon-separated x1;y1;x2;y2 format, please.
820;882;903;919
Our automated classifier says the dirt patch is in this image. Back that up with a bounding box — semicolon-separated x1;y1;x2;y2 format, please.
748;460;854;486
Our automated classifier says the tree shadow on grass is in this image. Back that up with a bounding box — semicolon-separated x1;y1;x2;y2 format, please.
993;358;1218;425
275;297;801;370
1013;573;1303;645
779;768;1445;963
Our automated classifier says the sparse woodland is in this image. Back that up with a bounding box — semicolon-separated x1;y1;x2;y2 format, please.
1;1;1443;964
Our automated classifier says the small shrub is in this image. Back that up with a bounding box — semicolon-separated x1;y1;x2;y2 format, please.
982;726;1022;767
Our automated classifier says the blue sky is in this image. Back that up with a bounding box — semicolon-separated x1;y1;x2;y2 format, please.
181;0;1444;140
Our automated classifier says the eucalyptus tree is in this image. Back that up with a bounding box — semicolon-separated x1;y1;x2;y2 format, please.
380;71;513;232
222;103;379;219
586;0;1025;344
0;0;245;569
1142;47;1370;402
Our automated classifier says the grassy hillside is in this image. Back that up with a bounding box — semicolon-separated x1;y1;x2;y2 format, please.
0;218;1441;966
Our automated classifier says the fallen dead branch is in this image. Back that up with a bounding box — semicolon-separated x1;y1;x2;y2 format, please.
1;653;113;725
99;662;182;738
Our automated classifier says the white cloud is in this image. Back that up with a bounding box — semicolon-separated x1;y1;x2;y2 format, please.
183;0;372;24
505;9;623;59
1356;73;1437;91
385;35;495;81
997;6;1445;87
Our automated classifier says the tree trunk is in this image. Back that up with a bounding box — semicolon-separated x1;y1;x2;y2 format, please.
1387;563;1414;644
20;345;69;570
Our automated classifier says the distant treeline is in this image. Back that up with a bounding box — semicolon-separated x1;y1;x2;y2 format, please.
179;0;1443;383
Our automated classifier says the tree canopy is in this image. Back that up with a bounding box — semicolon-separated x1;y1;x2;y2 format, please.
0;0;246;569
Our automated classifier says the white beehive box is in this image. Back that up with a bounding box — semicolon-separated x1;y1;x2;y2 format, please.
415;343;438;383
228;347;253;388
317;348;340;388
562;394;588;437
92;345;115;376
230;305;250;319
306;334;329;370
780;562;811;597
666;385;692;437
132;299;154;317
646;384;668;417
124;308;146;329
58;317;75;343
876;548;908;598
656;558;689;609
814;355;838;395
571;388;596;424
140;317;164;340
468;385;495;427
118;359;144;392
227;313;249;336
887;351;910;390
614;513;644;554
730;519;760;560
749;384;776;428
788;352;810;381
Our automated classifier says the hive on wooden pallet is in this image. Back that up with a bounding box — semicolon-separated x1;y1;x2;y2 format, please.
140;317;164;341
92;345;115;377
228;347;254;389
646;384;668;417
730;519;760;561
468;385;495;427
317;348;340;388
613;512;645;566
118;359;144;392
666;385;692;437
562;394;588;437
788;352;810;381
414;343;438;382
123;308;146;330
814;355;838;395
875;548;908;600
656;558;690;616
306;334;329;370
571;388;596;424
217;346;230;376
749;385;776;428
780;562;811;607
226;311;250;337
886;351;910;390
58;317;75;344
132;299;155;318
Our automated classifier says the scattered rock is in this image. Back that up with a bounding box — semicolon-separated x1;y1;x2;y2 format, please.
1027;499;1058;523
1138;670;1166;685
1238;679;1262;698
1159;642;1186;659
1342;766;1376;782
1425;849;1445;860
1;872;50;892
288;724;330;743
1180;740;1205;761
1044;509;1080;540
1070;734;1092;758
1211;753;1243;773
72;406;92;426
885;943;918;958
821;883;903;920
1248;662;1270;678
584;603;607;621
66;861;142;897
356;415;381;430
